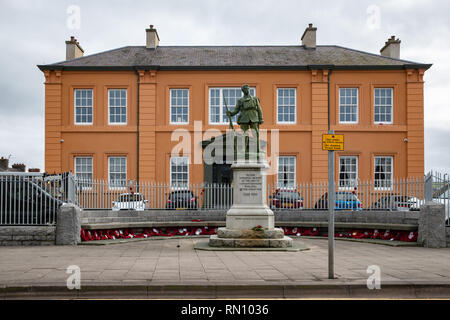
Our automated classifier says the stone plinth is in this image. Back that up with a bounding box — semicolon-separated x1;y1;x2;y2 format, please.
225;160;274;229
208;158;292;248
56;203;81;245
418;201;446;248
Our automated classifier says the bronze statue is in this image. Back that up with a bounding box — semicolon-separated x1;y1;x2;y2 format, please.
226;84;264;156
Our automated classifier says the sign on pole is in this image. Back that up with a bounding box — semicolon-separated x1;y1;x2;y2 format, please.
325;132;344;279
322;134;344;151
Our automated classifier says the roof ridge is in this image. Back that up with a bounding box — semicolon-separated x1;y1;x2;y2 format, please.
330;44;421;65
50;45;133;66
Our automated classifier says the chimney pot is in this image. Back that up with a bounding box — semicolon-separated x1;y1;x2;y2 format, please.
380;35;401;59
146;24;160;49
301;23;317;49
66;36;84;60
11;163;26;172
0;157;8;170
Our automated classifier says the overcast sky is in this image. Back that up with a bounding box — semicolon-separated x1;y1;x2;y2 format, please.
0;0;449;174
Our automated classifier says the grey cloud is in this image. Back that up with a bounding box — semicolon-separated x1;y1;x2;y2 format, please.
0;0;448;172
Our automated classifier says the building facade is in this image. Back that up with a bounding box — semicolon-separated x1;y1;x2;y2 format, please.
38;25;431;188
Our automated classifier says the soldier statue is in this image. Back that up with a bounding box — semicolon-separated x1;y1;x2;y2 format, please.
226;84;264;156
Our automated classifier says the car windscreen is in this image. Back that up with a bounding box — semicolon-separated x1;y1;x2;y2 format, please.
336;193;358;201
118;194;143;202
276;191;301;200
169;191;194;200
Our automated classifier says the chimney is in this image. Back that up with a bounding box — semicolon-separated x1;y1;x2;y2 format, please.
12;163;26;172
65;36;84;60
301;23;317;49
146;25;160;49
0;157;8;170
28;168;41;173
380;36;401;59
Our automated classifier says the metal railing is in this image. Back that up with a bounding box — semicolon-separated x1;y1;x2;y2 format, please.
0;172;66;225
76;180;233;210
76;176;426;212
268;176;425;211
429;171;450;225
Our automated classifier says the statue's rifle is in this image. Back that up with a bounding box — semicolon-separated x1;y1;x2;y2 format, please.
223;96;235;133
223;96;237;161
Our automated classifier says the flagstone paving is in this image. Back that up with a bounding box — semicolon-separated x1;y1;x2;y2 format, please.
0;238;449;288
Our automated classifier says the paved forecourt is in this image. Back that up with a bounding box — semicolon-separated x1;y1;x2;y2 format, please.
0;238;449;298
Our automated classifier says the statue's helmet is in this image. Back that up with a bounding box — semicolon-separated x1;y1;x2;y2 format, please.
241;84;250;91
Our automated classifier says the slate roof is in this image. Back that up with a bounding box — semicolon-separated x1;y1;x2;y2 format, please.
38;45;431;71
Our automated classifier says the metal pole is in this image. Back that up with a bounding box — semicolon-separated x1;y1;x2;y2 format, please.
328;130;335;279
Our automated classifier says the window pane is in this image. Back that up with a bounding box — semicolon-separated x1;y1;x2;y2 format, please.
170;89;189;124
277;156;296;187
277;88;296;123
170;157;189;187
109;157;127;187
374;156;393;188
108;89;127;124
75;157;93;187
339;88;358;124
209;87;255;124
75;89;93;124
339;156;358;188
374;88;393;124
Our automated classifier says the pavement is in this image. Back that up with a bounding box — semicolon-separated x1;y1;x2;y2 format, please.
0;237;449;299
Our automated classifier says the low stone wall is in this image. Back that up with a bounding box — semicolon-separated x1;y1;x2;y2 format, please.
0;226;55;246
81;209;419;226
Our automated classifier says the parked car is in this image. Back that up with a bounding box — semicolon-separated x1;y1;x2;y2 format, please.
314;192;362;210
112;193;148;211
269;188;303;209
166;190;198;210
0;176;63;224
370;194;419;211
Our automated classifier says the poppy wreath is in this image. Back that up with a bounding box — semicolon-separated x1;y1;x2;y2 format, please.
80;228;91;242
371;229;381;239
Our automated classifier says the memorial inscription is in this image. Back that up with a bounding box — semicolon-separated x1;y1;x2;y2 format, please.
239;173;262;198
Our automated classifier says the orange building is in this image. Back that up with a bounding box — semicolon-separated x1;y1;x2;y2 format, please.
38;24;431;189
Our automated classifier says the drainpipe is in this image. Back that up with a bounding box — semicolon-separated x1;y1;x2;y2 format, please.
135;69;140;183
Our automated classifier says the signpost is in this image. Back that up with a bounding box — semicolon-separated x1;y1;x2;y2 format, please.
322;132;344;279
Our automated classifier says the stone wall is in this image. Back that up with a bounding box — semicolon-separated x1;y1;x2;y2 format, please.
81;209;419;226
0;226;55;246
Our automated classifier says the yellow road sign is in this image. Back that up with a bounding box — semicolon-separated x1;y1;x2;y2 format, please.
322;134;344;151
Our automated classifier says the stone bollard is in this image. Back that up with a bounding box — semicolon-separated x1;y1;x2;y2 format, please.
418;201;446;248
56;203;81;245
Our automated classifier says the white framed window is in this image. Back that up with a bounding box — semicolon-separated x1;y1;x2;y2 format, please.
374;156;393;189
74;157;93;187
209;87;255;124
374;88;393;124
108;157;127;188
339;88;358;123
277;88;296;124
277;156;296;187
74;89;93;124
339;156;358;189
170;89;189;124
170;157;189;187
108;89;127;124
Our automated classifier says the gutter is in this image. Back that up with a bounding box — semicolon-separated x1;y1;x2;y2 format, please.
36;63;433;72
